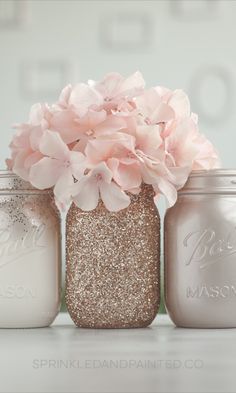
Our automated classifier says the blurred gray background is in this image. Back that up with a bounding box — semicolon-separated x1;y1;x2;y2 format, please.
0;0;236;169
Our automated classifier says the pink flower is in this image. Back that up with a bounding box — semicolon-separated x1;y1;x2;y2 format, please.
7;103;50;180
28;103;51;129
49;109;81;145
68;83;104;117
29;130;86;205
164;117;220;171
85;133;142;191
49;83;105;144
134;124;165;161
139;154;190;206
193;134;220;170
164;117;199;168
72;162;130;211
7;71;220;211
72;111;127;152
91;71;145;112
155;87;191;118
57;84;72;109
130;122;191;205
135;88;175;125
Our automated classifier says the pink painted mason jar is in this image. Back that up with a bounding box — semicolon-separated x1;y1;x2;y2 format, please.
165;169;236;328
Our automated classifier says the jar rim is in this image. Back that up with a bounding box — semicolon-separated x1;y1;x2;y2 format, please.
189;169;236;178
0;169;16;177
0;169;51;193
179;168;236;195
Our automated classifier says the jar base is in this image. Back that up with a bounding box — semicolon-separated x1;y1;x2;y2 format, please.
67;307;159;329
0;323;53;329
71;321;156;329
173;321;236;329
0;311;59;328
167;311;236;329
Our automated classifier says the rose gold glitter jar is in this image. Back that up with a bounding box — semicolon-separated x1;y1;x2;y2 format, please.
165;169;236;328
0;170;61;328
66;185;160;328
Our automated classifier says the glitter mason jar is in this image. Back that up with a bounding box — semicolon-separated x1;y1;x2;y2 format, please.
0;171;61;328
164;169;236;328
66;185;160;328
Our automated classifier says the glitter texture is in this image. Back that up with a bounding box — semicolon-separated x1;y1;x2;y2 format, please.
66;185;160;328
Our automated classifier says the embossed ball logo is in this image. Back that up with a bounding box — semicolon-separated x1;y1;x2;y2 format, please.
0;212;46;269
183;227;236;269
0;211;10;243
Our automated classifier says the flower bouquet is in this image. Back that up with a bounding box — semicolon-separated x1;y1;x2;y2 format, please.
7;71;219;212
7;71;219;328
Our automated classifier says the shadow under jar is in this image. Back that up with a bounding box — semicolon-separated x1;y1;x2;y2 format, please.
66;185;160;328
165;169;236;328
0;171;61;328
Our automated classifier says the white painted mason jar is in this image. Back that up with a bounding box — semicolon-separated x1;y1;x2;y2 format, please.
165;169;236;328
0;170;61;328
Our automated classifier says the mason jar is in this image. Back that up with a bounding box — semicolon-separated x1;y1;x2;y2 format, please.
164;169;236;328
66;185;160;328
0;170;61;328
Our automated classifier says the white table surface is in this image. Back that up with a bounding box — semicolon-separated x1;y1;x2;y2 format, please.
0;312;235;393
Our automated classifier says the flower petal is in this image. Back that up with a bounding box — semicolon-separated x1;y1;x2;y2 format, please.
135;88;161;119
11;125;31;149
94;72;124;98
12;150;31;181
95;115;126;135
118;71;145;97
69;150;86;180
76;109;107;132
168;166;190;189
85;132;136;164
108;158;141;190
54;169;74;206
154;177;178;207
50;110;80;144
150;102;175;124
29;157;63;189
24;151;43;169
92;162;113;183
100;181;130;212
69;83;103;117
28;103;47;126
29;126;44;150
6;158;13;170
39;130;69;159
165;118;199;167
168;90;190;117
72;177;99;211
58;84;72;108
192;134;220;170
136;125;163;159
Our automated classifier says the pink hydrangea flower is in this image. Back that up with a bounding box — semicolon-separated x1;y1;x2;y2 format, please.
29;130;86;206
85;132;142;191
90;71;145;112
8;103;50;180
72;162;130;212
7;71;220;211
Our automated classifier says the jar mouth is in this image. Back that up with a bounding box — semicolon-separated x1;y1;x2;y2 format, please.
179;168;236;195
0;169;16;176
188;169;236;178
0;169;51;193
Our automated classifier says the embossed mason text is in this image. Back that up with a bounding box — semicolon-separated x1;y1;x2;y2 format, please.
186;285;236;299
